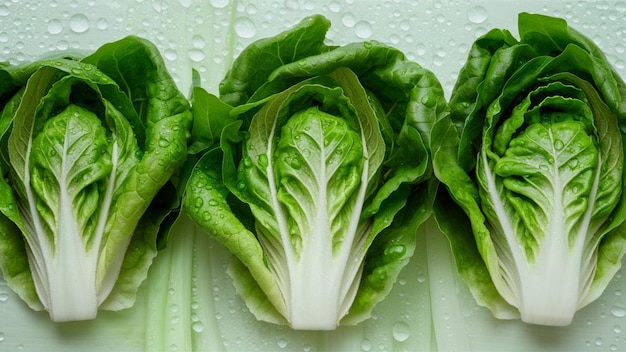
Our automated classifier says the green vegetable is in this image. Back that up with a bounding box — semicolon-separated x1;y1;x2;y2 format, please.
431;13;626;326
184;15;445;330
0;36;191;322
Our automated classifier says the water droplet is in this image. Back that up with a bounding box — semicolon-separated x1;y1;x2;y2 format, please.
208;199;219;206
234;17;256;39
328;1;341;12
595;337;603;346
69;13;90;33
0;333;5;342
392;321;411;342
354;20;372;39
192;34;205;49
0;5;8;16
614;324;622;333
276;337;288;348
0;293;6;302
188;48;205;62
96;18;108;30
159;138;170;147
209;0;230;8
164;48;178;61
342;12;356;28
416;43;427;56
554;139;564;150
258;154;269;167
611;304;626;317
284;0;300;10
467;6;488;24
360;338;372;351
416;274;426;283
192;321;204;332
47;19;63;34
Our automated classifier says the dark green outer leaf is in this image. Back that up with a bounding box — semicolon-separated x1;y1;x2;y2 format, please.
219;15;331;107
433;12;626;320
447;29;518;144
0;36;191;313
183;147;287;322
184;14;447;327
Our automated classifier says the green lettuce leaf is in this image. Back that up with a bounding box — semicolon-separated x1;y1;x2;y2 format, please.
185;15;445;330
0;36;191;322
432;13;626;326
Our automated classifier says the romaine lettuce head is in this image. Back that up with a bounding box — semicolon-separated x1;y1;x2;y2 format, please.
184;15;446;330
431;13;626;326
0;36;191;322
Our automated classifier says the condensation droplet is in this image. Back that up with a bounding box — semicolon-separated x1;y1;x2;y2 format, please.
234;17;256;39
192;321;204;333
595;337;603;346
47;19;63;34
360;338;372;351
188;48;205;62
0;5;8;16
328;1;341;12
354;20;372;39
467;6;488;24
392;321;411;342
0;292;8;302
416;43;426;56
209;0;230;8
69;13;90;33
164;48;178;61
342;12;356;28
276;337;288;348
97;18;108;30
284;0;299;10
611;305;626;317
192;34;205;48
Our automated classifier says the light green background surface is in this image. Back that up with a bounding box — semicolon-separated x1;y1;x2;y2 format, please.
1;1;626;351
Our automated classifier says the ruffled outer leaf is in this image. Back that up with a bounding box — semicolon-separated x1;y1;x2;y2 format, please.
432;13;626;325
185;15;446;329
0;36;191;321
